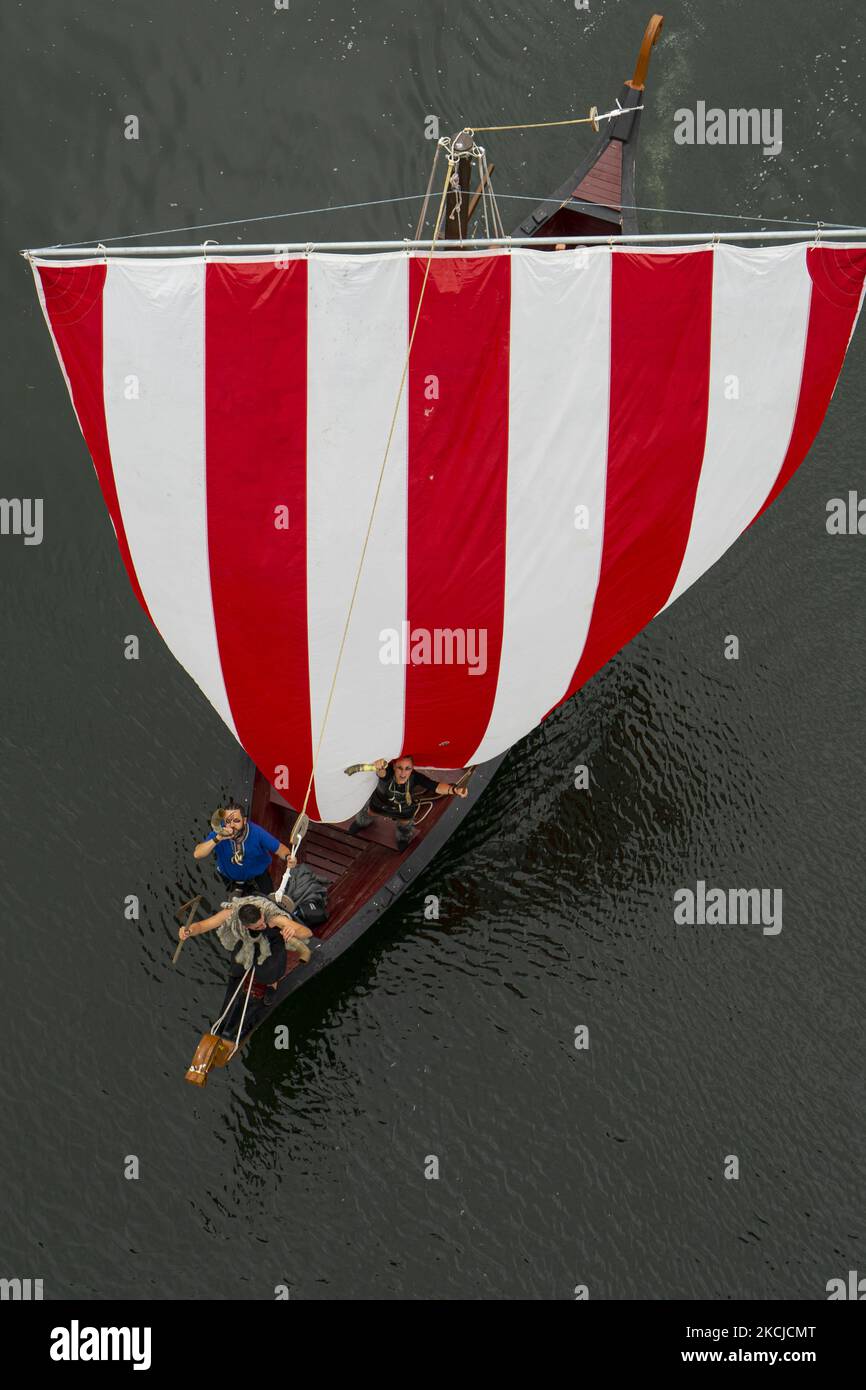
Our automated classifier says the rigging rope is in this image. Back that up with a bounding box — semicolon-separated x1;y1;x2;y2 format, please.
414;144;441;240
492;194;858;228
47;193;435;249
480;153;492;242
297;156;455;822
483;150;506;239
470;117;601;132
464;101;642;135
44;195;859;250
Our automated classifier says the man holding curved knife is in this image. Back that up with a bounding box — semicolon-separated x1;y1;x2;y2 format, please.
349;756;468;850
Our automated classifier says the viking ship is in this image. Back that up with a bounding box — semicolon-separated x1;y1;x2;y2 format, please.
24;15;866;1082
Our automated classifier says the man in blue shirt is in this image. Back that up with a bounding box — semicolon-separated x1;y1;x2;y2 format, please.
193;801;294;896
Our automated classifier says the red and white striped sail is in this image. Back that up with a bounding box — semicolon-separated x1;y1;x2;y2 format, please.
31;243;866;820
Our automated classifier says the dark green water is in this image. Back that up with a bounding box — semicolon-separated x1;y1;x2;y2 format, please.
1;0;864;1299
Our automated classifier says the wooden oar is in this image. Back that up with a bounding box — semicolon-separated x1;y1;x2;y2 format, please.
172;894;203;965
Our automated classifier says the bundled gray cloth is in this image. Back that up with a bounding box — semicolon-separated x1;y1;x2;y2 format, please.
276;862;327;908
216;895;286;970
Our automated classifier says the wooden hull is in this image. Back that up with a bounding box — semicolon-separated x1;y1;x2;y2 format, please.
512;14;662;243
200;16;662;1055
512;82;645;242
241;755;507;1016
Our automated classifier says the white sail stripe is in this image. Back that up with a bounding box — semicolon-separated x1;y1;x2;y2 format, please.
306;254;410;822
101;261;238;735
470;248;612;764
665;243;812;609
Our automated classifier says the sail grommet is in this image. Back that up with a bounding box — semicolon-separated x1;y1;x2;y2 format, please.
201;239;218;262
96;242;108;265
813;221;824;247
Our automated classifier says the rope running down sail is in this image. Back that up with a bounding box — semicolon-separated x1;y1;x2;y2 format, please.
297;155;456;822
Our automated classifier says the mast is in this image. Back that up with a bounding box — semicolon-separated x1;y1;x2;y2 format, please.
444;129;476;242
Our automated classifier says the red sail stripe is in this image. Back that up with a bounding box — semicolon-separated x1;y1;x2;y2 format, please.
754;246;866;521
205;261;318;818
403;255;510;765
552;249;714;709
36;263;152;621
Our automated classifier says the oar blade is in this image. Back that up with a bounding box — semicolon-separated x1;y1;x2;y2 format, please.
172;895;204;965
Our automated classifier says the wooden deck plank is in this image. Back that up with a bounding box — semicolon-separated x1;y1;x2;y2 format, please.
302;837;361;867
573;141;623;211
250;767;466;944
303;853;342;869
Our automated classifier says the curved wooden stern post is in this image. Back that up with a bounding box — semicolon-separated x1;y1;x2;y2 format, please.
627;14;665;92
512;11;665;242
